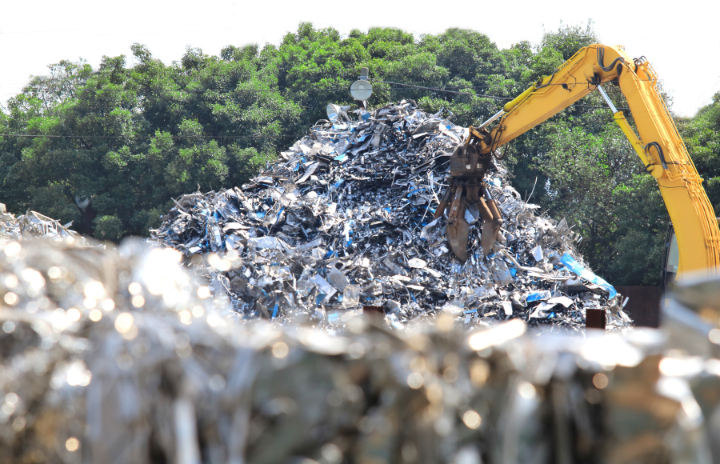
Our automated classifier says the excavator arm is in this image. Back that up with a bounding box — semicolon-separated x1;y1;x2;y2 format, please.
459;44;720;275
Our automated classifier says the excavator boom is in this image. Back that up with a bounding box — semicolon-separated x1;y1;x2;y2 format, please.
458;45;720;275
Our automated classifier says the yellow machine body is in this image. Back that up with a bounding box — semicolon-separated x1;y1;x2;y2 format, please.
473;45;720;275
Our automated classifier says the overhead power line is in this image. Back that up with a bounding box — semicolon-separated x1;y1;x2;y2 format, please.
374;79;632;110
372;80;513;101
0;134;298;140
0;75;635;138
3;80;625;111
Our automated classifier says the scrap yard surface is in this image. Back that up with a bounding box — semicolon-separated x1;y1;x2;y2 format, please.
0;100;718;463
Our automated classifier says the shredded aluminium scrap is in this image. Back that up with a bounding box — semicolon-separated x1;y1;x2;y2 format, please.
0;203;85;243
152;101;631;330
0;238;713;463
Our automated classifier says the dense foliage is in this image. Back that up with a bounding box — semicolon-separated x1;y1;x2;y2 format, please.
1;22;716;285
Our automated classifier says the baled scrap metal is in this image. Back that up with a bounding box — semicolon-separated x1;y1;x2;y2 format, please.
151;100;630;330
0;238;711;463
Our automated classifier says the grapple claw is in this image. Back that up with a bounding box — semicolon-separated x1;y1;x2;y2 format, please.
446;185;469;262
448;214;470;262
481;220;502;256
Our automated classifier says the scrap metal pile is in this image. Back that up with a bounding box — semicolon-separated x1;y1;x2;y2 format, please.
0;203;84;243
152;101;630;330
0;238;716;464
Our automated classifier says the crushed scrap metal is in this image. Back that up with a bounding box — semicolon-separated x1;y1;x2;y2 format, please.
151;100;631;330
0;203;86;243
0;238;712;463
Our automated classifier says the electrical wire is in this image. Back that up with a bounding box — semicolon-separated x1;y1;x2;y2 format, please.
377;79;632;110
372;80;512;101
0;74;639;139
0;134;298;140
4;75;634;113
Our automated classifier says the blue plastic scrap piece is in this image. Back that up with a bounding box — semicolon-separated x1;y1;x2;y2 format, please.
560;253;617;298
526;290;551;303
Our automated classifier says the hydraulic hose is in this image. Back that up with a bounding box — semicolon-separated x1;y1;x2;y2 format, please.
645;142;669;170
597;47;625;72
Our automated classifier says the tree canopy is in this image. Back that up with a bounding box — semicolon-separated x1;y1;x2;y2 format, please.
1;21;717;286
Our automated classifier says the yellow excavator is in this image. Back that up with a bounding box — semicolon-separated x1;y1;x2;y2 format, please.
434;44;720;279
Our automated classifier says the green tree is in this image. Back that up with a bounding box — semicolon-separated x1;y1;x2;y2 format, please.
682;92;720;211
0;21;708;288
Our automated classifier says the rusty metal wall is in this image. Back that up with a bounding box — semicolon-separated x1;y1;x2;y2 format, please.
615;286;661;328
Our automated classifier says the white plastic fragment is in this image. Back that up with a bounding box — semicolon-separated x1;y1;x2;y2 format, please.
310;274;337;301
500;301;513;316
531;245;544;262
248;237;284;250
327;268;348;292
547;296;574;308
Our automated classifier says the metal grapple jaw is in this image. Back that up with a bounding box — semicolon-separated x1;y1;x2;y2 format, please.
446;184;470;262
434;132;503;262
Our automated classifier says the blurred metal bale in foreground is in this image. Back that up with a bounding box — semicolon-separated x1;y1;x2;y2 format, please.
0;239;715;463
